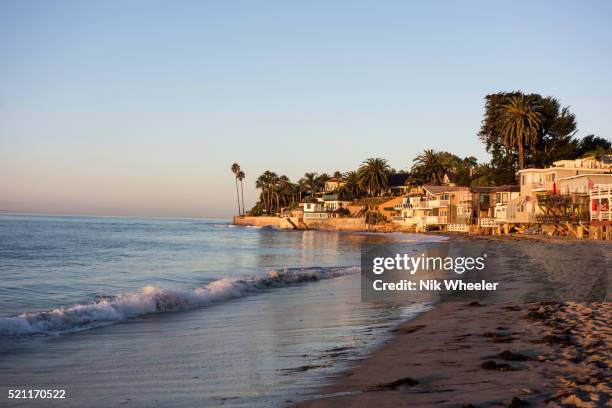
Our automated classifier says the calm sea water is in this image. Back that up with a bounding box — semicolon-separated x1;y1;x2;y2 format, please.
0;214;439;407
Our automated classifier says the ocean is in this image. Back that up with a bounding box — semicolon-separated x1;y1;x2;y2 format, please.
0;214;440;407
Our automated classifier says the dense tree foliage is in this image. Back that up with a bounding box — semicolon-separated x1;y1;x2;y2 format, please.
479;91;581;183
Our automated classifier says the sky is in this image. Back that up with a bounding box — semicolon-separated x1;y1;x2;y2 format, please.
1;0;611;218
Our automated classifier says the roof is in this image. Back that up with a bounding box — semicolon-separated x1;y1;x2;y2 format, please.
423;185;469;194
469;186;498;193
491;185;520;193
389;173;410;187
325;178;344;183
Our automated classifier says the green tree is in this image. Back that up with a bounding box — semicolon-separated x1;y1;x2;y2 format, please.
530;97;577;167
357;158;391;196
411;149;450;185
576;135;611;158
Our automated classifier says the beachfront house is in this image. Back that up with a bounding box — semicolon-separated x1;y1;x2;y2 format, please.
391;185;469;230
507;158;612;224
301;194;354;220
302;198;328;219
392;192;429;228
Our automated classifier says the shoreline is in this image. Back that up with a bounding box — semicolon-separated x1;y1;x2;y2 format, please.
233;215;612;242
296;236;610;407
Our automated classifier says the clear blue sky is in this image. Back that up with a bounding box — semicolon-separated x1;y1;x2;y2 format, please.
1;0;610;218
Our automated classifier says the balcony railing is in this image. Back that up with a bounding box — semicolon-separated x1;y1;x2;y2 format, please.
408;200;429;209
303;212;329;219
590;184;612;198
479;218;497;227
536;213;590;223
447;223;469;232
393;203;412;210
428;199;450;208
591;212;611;221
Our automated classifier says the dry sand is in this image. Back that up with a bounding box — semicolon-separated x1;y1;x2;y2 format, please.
297;236;611;408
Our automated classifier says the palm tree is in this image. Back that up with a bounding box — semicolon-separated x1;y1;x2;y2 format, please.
411;150;449;184
500;95;543;170
231;163;241;215
342;171;361;198
301;172;319;198
357;158;391;196
237;170;245;215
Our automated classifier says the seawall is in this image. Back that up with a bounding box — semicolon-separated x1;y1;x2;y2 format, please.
233;216;368;231
233;216;282;228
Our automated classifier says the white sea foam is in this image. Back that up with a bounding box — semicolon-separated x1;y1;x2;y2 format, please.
0;266;358;337
210;223;237;228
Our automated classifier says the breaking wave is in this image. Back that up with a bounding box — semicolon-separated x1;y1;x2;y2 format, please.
0;266;358;337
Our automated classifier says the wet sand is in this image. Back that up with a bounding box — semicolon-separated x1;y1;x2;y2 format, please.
298;237;611;407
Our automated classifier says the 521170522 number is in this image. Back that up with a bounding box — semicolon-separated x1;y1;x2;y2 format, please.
8;389;66;399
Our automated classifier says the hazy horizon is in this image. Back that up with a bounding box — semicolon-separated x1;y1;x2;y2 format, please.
2;1;611;218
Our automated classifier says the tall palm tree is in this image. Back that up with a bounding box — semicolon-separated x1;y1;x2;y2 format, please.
357;158;391;196
411;150;449;184
231;163;241;215
500;95;543;170
237;170;245;215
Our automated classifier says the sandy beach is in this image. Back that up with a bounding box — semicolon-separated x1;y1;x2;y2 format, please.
298;236;611;407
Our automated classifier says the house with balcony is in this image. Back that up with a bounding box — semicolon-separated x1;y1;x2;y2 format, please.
392;193;429;228
391;185;469;230
552;174;612;224
302;198;328;219
507;158;612;224
302;194;354;219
